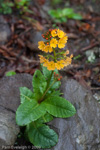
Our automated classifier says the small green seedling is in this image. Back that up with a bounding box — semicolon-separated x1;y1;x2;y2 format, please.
48;8;82;23
6;71;16;76
0;0;14;14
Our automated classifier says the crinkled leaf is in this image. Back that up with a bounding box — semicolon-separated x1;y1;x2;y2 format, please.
49;75;61;91
20;87;34;103
41;65;61;90
32;70;47;100
16;100;46;126
35;113;53;124
49;90;62;97
43;96;76;118
41;64;52;80
50;80;61;91
27;123;58;148
45;90;62;99
41;65;58;80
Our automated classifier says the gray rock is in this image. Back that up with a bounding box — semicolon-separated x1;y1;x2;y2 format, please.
47;78;100;150
26;29;44;51
0;74;32;148
0;15;11;45
0;107;19;148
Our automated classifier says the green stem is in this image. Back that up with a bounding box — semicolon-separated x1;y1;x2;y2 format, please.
53;48;56;62
38;77;56;103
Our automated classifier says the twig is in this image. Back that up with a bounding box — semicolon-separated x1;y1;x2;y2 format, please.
91;87;100;90
21;56;39;63
81;42;99;52
0;46;17;57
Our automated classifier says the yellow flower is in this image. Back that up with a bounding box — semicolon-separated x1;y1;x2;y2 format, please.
46;61;55;70
64;55;73;66
59;60;65;64
51;29;57;37
38;55;46;63
58;35;68;48
61;36;68;42
43;59;49;67
50;38;58;48
57;29;65;38
44;45;53;53
65;59;71;66
58;39;66;48
70;54;73;58
38;41;45;51
55;60;65;70
63;50;69;56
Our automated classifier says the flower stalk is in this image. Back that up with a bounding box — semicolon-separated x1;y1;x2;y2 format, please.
38;78;56;103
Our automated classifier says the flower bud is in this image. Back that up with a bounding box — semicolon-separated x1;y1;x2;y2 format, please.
58;78;61;81
60;76;62;79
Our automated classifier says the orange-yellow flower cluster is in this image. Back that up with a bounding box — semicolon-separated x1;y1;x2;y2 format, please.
38;29;68;51
38;29;73;71
39;52;73;71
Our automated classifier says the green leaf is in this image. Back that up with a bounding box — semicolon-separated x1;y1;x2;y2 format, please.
48;9;60;18
16;100;46;126
56;8;63;17
62;8;74;17
54;18;62;23
48;8;82;22
45;90;62;99
6;2;14;7
41;65;61;91
50;90;62;96
71;13;82;20
27;123;58;148
41;65;58;80
35;113;53;124
32;70;47;100
60;17;67;22
6;71;16;76
43;96;76;118
41;64;52;80
50;80;61;91
50;74;61;91
73;54;82;60
20;87;34;103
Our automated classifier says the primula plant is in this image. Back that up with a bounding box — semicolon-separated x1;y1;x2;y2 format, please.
16;29;76;149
